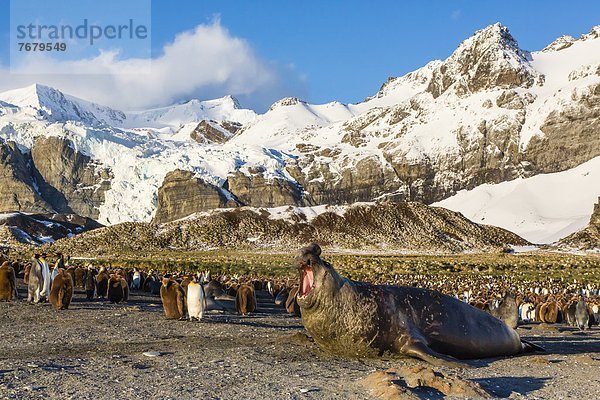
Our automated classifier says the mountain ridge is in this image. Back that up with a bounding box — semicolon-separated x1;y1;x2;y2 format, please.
0;23;598;246
43;202;529;256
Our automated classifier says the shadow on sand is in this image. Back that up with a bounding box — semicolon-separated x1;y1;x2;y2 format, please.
475;376;550;398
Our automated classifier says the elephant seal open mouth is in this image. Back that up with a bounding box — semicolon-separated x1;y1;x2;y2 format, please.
295;244;542;368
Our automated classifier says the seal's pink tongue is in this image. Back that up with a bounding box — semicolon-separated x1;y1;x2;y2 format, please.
302;267;314;296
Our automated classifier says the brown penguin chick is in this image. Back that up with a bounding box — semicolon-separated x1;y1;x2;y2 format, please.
11;262;22;278
180;276;192;295
294;244;542;367
564;300;578;326
74;267;87;288
236;284;257;316
65;267;77;286
160;278;187;320
540;301;560;323
23;262;31;284
285;286;301;316
85;267;96;300
96;269;109;299
107;274;125;303
49;268;74;310
0;261;17;301
120;277;129;302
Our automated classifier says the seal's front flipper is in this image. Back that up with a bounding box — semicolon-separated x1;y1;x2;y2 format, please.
400;340;471;369
521;339;545;353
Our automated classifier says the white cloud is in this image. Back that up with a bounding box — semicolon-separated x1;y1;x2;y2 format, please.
451;10;462;21
0;20;306;111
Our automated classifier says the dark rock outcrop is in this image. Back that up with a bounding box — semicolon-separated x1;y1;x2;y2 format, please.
190;120;240;144
378;108;526;204
226;168;304;208
592;197;600;227
153;169;237;224
0;212;102;246
557;197;600;250
0;140;52;213
0;137;111;221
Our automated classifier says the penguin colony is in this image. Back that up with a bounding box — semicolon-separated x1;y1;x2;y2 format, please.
1;252;599;330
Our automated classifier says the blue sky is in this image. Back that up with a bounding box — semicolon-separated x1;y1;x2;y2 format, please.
149;0;600;104
0;0;599;111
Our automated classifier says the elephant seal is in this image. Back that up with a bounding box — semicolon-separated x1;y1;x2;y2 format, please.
294;244;542;368
160;278;187;320
540;301;560;323
187;280;206;321
0;261;17;301
236;284;256;316
49;269;74;310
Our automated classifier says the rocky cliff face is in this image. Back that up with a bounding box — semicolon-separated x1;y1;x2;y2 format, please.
0;137;111;220
0;140;52;213
153;169;236;224
287;154;403;205
206;23;598;219
592;198;600;227
526;82;600;173
226;168;304;208
30;136;112;219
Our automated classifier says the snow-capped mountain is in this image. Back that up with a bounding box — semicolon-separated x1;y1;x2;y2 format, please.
0;84;126;126
433;156;600;244
0;23;598;246
0;83;257;131
122;96;257;130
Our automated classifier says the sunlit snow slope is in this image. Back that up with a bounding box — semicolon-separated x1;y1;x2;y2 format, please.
434;156;600;244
